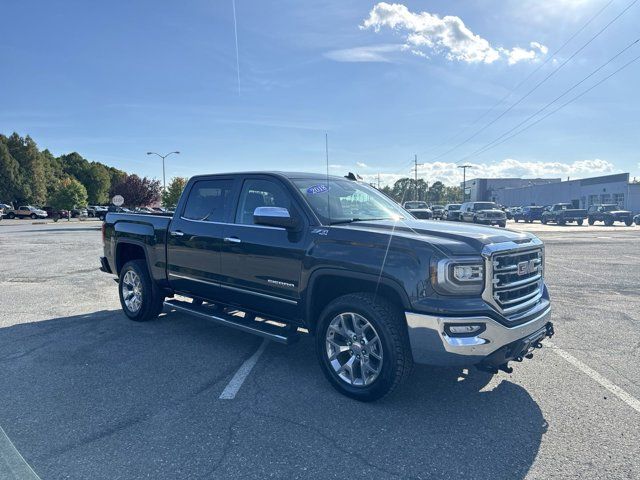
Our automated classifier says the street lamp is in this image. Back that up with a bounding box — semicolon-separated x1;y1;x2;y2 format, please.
147;151;180;190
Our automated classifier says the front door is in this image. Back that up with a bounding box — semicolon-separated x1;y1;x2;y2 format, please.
166;178;236;300
219;177;307;320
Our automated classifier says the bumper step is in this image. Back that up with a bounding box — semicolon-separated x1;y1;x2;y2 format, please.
163;299;299;344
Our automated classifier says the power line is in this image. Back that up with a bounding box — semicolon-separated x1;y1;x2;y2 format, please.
426;0;638;164
418;0;615;158
460;52;640;160
459;37;640;163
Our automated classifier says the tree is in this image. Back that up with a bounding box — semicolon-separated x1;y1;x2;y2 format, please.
428;181;445;203
0;140;23;204
162;177;188;208
50;178;88;214
111;174;161;208
6;133;47;205
84;163;111;204
390;177;428;203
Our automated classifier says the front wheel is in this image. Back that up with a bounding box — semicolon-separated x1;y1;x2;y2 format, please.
576;219;584;226
605;218;614;226
588;218;595;225
30;213;37;219
625;219;633;226
118;260;164;321
498;221;506;228
315;293;413;402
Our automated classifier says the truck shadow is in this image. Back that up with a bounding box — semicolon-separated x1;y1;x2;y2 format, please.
0;310;546;480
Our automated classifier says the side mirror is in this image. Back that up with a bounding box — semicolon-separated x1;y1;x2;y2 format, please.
253;206;300;230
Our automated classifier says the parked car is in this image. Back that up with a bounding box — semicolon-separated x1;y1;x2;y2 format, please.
43;206;69;221
444;203;462;221
402;201;432;220
459;201;507;227
514;206;546;223
100;172;553;401
71;207;88;218
14;205;48;219
0;203;14;219
88;205;109;219
541;203;587;225
430;205;445;220
587;204;633;226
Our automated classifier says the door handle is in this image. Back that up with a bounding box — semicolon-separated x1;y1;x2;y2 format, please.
170;230;184;237
224;237;241;243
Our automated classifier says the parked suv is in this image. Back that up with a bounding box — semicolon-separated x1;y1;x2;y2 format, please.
514;206;546;223
459;202;507;227
541;203;587;225
14;205;48;219
101;172;553;401
430;205;445;220
587;204;633;226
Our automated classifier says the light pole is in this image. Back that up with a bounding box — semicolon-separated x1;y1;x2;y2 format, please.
458;165;473;202
147;151;180;190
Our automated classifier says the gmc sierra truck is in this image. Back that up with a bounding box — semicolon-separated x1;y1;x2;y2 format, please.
100;172;553;401
541;203;587;225
587;204;634;226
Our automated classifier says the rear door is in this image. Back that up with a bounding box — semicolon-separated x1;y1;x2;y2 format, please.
166;177;238;300
219;176;308;320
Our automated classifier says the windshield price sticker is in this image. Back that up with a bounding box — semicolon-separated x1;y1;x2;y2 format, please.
307;184;329;195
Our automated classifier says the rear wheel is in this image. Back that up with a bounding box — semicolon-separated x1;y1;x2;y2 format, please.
588;217;595;225
118;260;164;321
558;219;566;226
576;219;584;226
315;293;413;401
498;221;506;228
605;218;614;226
625;219;633;226
541;217;547;224
8;212;15;219
30;213;37;219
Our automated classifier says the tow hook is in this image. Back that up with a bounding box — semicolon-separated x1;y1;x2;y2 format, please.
546;322;555;338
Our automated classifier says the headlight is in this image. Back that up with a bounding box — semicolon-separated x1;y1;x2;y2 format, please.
431;258;485;295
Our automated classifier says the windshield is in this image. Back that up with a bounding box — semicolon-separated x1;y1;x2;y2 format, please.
293;179;407;224
431;205;444;209
473;202;497;211
602;205;617;211
404;201;428;209
447;204;461;210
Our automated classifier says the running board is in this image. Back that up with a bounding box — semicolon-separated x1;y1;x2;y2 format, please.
163;299;298;344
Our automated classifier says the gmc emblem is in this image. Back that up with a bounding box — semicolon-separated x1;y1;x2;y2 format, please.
517;260;537;276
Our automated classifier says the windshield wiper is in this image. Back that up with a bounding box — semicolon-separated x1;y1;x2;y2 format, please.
329;217;396;225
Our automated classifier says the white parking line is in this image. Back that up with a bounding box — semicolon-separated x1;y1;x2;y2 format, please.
547;341;640;414
219;339;270;400
0;425;41;479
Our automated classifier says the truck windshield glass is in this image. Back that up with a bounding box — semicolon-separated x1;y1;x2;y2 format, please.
473;202;497;211
404;201;427;209
293;179;407;225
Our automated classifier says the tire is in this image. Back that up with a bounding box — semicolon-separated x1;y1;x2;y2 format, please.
30;213;37;219
576;219;584;226
8;212;15;219
499;221;506;228
118;259;164;321
473;216;478;224
315;293;413;402
558;219;566;226
625;219;632;227
605;218;614;226
541;218;547;225
588;217;595;225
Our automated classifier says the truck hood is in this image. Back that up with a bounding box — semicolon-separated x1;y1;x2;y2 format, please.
476;209;505;215
334;219;536;256
608;210;631;215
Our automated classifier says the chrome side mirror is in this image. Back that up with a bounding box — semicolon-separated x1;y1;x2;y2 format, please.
253;206;300;229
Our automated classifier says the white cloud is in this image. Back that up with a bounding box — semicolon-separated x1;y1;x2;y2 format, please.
356;161;368;168
359;158;617;187
360;2;547;65
324;44;405;62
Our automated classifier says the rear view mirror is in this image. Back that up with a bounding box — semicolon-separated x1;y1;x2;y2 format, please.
253;207;300;230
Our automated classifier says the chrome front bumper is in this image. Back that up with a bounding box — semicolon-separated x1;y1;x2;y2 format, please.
405;306;551;366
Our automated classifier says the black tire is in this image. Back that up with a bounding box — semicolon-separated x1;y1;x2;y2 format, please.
30;213;37;219
315;293;413;402
588;217;595;226
625;219;632;226
192;298;204;306
558;219;565;226
8;212;15;219
118;259;164;321
605;218;614;226
541;217;547;225
473;216;478;223
498;221;506;228
576;219;584;226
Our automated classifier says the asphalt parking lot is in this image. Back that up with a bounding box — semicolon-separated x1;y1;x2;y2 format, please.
1;219;639;479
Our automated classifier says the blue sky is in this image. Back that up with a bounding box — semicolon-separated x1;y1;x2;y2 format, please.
1;0;639;186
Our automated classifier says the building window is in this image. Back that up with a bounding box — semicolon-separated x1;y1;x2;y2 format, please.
587;195;599;207
600;193;611;204
612;193;624;207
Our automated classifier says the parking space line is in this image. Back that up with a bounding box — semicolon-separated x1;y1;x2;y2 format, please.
547;341;640;414
0;425;41;480
219;339;270;400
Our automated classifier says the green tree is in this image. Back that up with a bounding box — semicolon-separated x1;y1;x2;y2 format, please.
0;140;23;204
428;181;445;203
390;177;428;203
111;174;161;208
6;133;47;205
162;176;188;208
84;163;111;204
50;178;88;217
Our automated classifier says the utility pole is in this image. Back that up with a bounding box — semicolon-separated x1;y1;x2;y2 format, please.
147;151;180;190
458;165;473;202
412;154;424;201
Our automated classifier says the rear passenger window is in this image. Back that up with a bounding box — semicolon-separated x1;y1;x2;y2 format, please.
182;180;234;222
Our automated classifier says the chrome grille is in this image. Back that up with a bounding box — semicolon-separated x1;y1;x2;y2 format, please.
488;247;543;316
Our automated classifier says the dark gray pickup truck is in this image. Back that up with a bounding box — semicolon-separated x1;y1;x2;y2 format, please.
101;172;553;401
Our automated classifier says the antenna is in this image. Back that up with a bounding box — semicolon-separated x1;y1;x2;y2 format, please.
325;133;330;224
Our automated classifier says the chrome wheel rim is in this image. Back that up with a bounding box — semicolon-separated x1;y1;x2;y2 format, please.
325;312;383;387
121;270;143;313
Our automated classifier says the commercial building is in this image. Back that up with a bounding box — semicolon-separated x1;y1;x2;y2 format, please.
463;173;640;213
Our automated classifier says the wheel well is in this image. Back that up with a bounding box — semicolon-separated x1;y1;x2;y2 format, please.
306;274;407;333
115;242;146;274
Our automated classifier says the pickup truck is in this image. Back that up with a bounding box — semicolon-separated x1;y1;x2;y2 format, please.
459;201;507;227
541;203;587;225
100;172;553;401
587;204;634;226
513;206;546;223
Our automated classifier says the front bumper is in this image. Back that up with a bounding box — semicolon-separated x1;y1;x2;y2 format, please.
405;306;551;366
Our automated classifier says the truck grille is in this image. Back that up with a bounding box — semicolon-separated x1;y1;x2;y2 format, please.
488;247;543;316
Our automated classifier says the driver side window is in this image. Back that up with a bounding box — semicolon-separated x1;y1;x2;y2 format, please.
235;179;292;225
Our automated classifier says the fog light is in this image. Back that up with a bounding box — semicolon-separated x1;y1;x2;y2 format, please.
445;324;485;336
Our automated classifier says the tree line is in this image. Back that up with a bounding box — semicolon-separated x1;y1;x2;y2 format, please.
0;133;161;209
378;178;462;204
